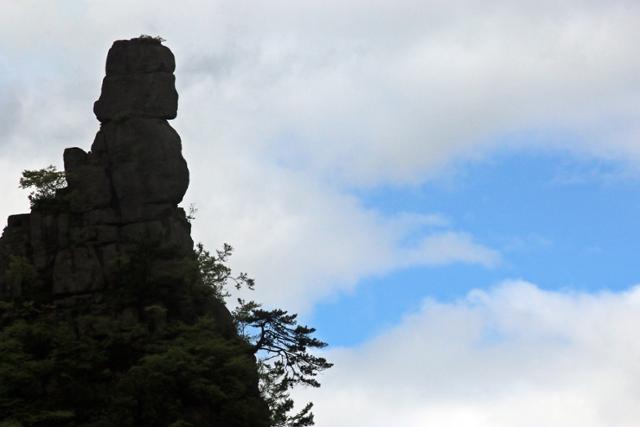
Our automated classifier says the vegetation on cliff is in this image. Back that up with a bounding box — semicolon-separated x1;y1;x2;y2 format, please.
0;231;330;426
0;169;330;427
18;166;66;208
0;36;331;427
0;37;331;427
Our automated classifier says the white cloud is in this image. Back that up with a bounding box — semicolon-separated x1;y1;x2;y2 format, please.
2;0;640;184
1;1;639;310
299;281;640;426
186;140;495;310
408;231;501;267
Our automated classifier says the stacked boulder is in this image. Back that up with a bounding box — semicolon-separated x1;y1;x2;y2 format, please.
0;37;193;302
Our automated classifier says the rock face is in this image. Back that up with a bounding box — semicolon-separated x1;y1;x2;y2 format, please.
0;37;192;303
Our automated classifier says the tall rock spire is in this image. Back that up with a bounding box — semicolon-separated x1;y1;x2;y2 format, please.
0;37;193;302
0;37;270;426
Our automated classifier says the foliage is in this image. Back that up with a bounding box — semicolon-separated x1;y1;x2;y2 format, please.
195;243;254;301
18;166;66;207
0;302;268;426
182;244;333;425
0;205;329;426
0;243;271;426
257;361;315;427
138;34;166;43
238;304;331;387
233;300;332;427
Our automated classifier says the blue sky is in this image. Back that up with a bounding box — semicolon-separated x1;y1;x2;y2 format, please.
2;1;640;425
312;148;640;346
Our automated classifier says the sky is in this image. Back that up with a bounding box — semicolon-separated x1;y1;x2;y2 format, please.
1;1;640;425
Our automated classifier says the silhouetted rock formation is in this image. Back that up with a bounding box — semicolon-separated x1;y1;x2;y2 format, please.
0;37;269;427
0;37;192;303
0;37;271;426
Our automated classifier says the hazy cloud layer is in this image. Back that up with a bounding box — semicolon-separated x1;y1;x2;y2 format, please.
299;281;640;426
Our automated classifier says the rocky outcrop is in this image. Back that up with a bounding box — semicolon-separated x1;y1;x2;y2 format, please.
0;37;192;303
0;37;271;427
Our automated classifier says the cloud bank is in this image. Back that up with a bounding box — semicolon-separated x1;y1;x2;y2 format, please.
300;281;640;426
